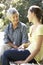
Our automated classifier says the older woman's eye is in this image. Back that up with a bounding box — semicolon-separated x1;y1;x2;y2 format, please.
16;15;19;18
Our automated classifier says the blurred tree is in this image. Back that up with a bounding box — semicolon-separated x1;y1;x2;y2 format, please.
12;0;42;24
0;0;42;24
0;0;43;31
12;0;29;23
41;0;43;9
28;0;42;7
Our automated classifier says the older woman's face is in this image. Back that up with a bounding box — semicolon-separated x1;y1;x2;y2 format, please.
10;13;19;24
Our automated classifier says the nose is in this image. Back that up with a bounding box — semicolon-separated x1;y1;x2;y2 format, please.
27;15;28;18
14;17;17;19
14;17;17;21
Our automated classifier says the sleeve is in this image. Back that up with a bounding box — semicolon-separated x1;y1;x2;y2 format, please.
22;25;28;43
4;26;10;44
36;25;43;35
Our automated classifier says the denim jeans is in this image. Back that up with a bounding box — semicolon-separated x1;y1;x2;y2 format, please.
0;56;2;65
2;49;37;65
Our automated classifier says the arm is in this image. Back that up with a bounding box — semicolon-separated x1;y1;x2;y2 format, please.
18;43;30;49
24;25;43;63
4;26;18;49
18;25;29;49
24;35;43;63
8;42;18;49
15;35;43;64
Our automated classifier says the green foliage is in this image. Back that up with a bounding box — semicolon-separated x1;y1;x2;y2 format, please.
28;0;42;7
0;17;9;31
0;7;3;11
0;12;3;18
0;0;43;31
12;0;42;24
13;0;29;23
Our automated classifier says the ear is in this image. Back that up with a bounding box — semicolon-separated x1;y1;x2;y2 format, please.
32;12;36;19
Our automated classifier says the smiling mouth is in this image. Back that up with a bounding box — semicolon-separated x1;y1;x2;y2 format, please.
13;20;18;22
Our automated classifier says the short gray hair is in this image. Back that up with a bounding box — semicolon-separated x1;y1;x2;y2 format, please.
6;7;19;19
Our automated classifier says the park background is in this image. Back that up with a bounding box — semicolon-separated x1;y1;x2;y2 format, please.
0;0;43;65
0;0;43;32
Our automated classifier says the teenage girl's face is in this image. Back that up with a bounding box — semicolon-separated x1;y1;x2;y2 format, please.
27;10;34;23
10;13;19;24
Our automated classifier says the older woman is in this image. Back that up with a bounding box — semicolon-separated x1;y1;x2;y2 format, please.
1;7;28;65
2;5;43;65
1;7;28;52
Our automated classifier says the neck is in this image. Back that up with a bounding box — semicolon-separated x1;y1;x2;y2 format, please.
13;22;19;29
32;17;41;26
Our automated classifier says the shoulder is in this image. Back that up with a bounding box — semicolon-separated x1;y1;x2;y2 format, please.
4;23;12;31
20;22;27;27
38;25;43;29
37;25;43;35
37;25;43;31
19;22;27;32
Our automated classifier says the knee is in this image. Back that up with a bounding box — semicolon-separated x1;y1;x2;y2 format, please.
3;50;9;58
3;51;7;58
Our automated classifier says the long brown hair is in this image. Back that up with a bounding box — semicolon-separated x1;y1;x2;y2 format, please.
29;5;43;24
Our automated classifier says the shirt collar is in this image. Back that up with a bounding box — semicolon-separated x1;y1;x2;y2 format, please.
10;22;21;30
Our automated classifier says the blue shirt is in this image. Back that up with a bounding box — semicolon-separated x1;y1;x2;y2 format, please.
4;22;28;46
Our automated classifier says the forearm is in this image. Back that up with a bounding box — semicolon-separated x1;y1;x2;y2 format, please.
8;42;18;49
18;43;30;49
25;48;40;63
25;36;42;63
